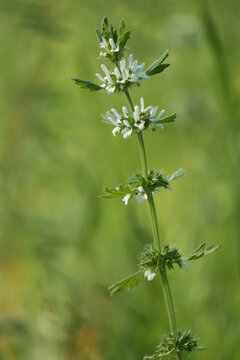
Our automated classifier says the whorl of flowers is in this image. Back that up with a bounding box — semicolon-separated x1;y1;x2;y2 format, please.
144;330;203;360
96;17;130;62
96;54;149;94
103;97;166;138
101;169;184;206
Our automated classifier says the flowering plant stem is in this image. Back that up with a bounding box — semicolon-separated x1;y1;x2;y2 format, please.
124;89;182;360
73;17;220;358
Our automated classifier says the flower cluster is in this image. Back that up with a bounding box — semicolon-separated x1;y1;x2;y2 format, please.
96;17;130;62
144;330;203;359
103;97;166;138
96;54;149;94
101;169;184;206
138;245;186;279
99;37;119;57
122;185;148;205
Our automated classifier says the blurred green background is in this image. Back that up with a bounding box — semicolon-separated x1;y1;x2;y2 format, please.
0;0;240;359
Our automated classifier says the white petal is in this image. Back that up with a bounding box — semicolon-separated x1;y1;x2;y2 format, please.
100;38;107;49
123;120;130;127
134;105;139;113
145;105;153;112
109;38;116;49
138;121;145;130
101;64;110;77
138;186;144;192
96;73;105;83
133;59;138;72
122;193;131;205
136;193;147;204
144;269;156;281
139;62;145;71
122;106;128;117
105;85;115;95
139;72;150;79
129;54;133;68
151;106;158;117
120;59;126;73
159;109;166;117
155;109;166;121
114;67;121;79
107;116;118;126
140;97;145;112
112;127;120;136
101;64;113;84
111;108;121;119
121;128;132;139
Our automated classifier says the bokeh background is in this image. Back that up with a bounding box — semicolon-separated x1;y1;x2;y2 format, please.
0;0;240;359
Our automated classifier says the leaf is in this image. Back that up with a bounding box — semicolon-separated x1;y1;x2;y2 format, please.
109;271;142;295
72;78;103;91
155;113;176;125
183;243;221;261
101;16;109;31
146;49;170;76
167;168;184;182
119;18;125;36
95;28;102;42
100;185;130;199
121;30;130;49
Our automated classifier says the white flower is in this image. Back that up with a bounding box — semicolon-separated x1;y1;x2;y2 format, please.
100;37;108;49
99;37;119;57
121;127;133;139
96;55;149;95
139;97;166;130
136;186;148;203
144;269;156;281
122;193;131;205
109;38;119;52
103;98;167;138
112;127;121;136
133;105;145;130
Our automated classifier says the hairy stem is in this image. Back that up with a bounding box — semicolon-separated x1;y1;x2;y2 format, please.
124;89;182;360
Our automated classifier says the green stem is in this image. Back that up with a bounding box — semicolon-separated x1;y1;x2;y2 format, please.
123;89;182;360
147;192;161;251
137;132;148;178
124;89;134;112
160;267;177;334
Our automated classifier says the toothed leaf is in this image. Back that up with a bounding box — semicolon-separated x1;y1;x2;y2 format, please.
183;243;221;261
96;28;102;42
155;113;176;125
100;185;130;199
167;168;184;182
72;78;103;91
119;18;125;36
109;271;142;295
146;50;170;76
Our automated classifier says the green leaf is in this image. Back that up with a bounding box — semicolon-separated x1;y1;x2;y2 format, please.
146;49;170;76
121;30;130;49
72;78;103;91
100;185;130;199
95;28;102;42
119;18;125;36
155;113;176;125
167;168;184;182
183;243;221;261
102;16;108;31
109;271;142;295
